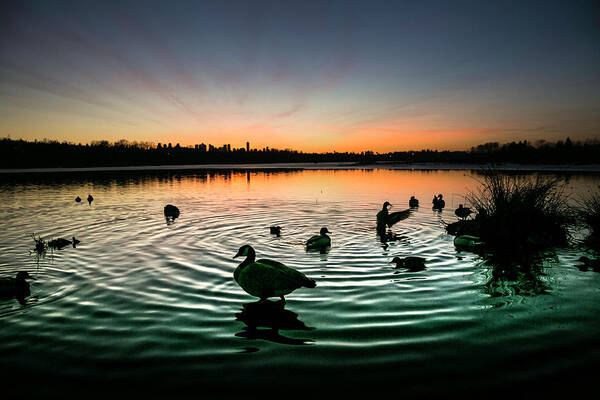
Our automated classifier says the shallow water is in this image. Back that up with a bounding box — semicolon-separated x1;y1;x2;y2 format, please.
1;169;599;395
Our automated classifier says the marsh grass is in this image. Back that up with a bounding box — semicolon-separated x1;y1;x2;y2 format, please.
467;173;572;279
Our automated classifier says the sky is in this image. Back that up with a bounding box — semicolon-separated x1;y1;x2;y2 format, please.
0;0;598;152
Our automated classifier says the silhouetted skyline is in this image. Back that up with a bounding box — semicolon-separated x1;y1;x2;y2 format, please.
1;0;598;152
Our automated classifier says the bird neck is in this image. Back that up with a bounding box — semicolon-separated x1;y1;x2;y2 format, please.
240;248;256;267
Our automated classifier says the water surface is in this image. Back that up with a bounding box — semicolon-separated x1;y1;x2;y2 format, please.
1;169;599;395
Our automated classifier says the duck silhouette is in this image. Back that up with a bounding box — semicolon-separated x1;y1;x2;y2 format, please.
48;237;72;250
269;226;281;236
409;196;419;208
306;227;331;251
432;194;445;210
391;256;427;271
455;204;473;220
87;194;94;205
0;271;35;300
164;204;180;220
233;245;316;302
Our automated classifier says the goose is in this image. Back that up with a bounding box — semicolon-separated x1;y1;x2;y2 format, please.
269;226;281;236
164;204;180;219
377;202;411;230
87;194;94;204
454;235;484;250
48;237;72;249
75;196;81;203
391;256;426;271
0;271;35;299
233;245;316;302
306;227;331;250
409;196;419;208
455;204;473;220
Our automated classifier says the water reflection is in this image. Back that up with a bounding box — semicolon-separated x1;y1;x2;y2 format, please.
235;299;314;345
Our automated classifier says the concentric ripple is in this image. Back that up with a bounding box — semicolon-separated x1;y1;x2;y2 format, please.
0;169;599;393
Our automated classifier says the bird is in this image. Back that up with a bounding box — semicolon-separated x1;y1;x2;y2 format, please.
455;204;473;220
377;202;411;231
164;204;180;219
233;245;316;302
432;194;445;209
87;194;94;204
306;227;331;250
75;196;81;203
391;256;426;271
72;237;80;247
48;237;72;249
578;256;600;272
454;235;484;250
409;196;419;208
269;226;281;236
0;271;35;299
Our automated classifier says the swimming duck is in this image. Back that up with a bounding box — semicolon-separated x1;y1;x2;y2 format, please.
270;226;281;236
454;235;484;250
87;194;94;204
455;204;473;220
0;271;35;299
233;245;316;301
377;202;411;230
75;196;81;203
578;256;600;272
409;196;419;208
391;256;426;271
306;227;331;250
48;237;72;249
164;204;180;219
432;194;445;209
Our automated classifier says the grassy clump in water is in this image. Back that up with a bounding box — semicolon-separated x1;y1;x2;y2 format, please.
577;188;600;251
467;173;572;276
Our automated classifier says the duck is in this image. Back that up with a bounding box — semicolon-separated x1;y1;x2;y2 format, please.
75;196;81;203
391;256;426;271
455;204;473;220
432;194;446;209
164;204;180;219
377;202;411;230
0;271;35;299
48;237;72;249
409;196;419;208
454;235;484;250
306;227;331;250
578;256;600;272
87;194;94;204
269;226;281;236
233;245;316;302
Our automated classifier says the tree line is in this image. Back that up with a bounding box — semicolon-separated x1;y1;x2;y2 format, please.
0;136;598;169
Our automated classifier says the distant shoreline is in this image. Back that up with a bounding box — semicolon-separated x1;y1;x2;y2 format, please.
2;162;600;175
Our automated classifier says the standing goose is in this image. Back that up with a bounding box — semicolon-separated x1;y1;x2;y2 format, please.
377;202;411;230
233;245;316;302
0;271;35;299
306;227;331;250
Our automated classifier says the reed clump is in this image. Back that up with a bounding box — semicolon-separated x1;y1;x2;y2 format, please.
467;173;572;267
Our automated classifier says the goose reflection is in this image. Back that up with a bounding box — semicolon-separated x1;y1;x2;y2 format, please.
235;299;314;345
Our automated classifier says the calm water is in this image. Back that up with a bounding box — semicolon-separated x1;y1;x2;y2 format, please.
1;169;599;395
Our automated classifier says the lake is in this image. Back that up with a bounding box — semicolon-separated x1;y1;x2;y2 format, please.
1;168;599;396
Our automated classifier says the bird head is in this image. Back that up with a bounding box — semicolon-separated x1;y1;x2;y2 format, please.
320;227;330;235
383;201;392;209
234;245;254;259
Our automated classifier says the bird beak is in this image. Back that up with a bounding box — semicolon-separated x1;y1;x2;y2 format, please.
233;251;241;259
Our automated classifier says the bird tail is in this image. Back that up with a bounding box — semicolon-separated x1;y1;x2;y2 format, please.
304;278;317;288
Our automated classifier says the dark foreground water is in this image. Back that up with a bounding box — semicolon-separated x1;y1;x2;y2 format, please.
1;169;599;396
